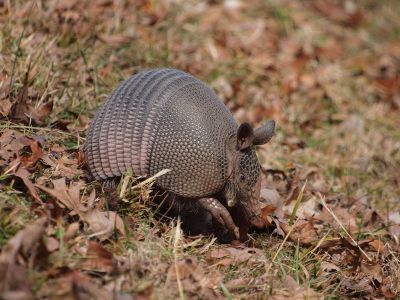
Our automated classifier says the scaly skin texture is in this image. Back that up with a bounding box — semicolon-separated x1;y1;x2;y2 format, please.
84;68;275;238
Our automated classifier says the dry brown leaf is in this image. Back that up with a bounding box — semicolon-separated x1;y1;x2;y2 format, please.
272;276;322;300
64;222;80;241
206;247;265;266
0;217;47;295
71;271;132;300
19;140;43;169
36;178;125;239
279;220;318;246
261;204;276;226
312;0;363;27
10;85;53;125
36;177;84;211
388;211;400;241
368;239;385;254
41;154;82;179
260;188;282;207
0;98;12;116
224;278;251;291
360;261;384;283
167;258;199;281
166;258;223;298
37;270;132;300
84;209;126;238
316;39;344;60
315;205;358;233
0;131;29;164
80;242;115;273
45;237;59;252
98;33;135;47
0;133;43;174
11;161;42;203
341;277;373;296
320;261;340;274
374;76;400;97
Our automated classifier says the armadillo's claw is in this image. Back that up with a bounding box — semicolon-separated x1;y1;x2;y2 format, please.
198;197;239;239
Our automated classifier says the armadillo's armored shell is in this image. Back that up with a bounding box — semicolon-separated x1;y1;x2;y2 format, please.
84;68;238;198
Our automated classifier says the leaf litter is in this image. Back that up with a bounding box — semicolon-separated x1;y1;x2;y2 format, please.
1;0;400;298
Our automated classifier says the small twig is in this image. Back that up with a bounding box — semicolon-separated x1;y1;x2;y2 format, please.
131;169;171;190
3;160;21;175
173;218;185;300
320;195;372;262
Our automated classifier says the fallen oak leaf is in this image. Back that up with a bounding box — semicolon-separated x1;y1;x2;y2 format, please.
0;217;47;294
36;178;125;239
45;236;59;253
224;278;251;291
10;84;53;125
279;219;318;246
71;271;131;300
36;269;132;300
97;33;135;47
84;209;126;239
0;98;12;116
312;0;363;27
64;222;80;241
368;239;385;254
319;261;340;274
166;257;223;298
167;258;200;281
374;76;400;97
41;154;83;179
0;131;31;164
281;275;322;299
7;160;42;203
388;212;400;241
80;242;117;274
206;247;266;266
261;204;276;226
35;177;84;211
1;217;47;260
19;139;43;169
341;277;373;296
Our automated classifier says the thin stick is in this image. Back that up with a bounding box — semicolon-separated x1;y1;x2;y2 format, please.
173;218;185;300
320;195;372;262
131;168;171;190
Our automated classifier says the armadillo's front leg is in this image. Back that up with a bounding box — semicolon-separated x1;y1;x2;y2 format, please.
198;198;239;239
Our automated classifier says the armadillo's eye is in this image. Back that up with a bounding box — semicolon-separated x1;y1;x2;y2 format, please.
239;174;245;182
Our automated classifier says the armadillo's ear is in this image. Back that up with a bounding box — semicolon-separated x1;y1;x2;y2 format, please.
253;120;275;145
237;123;254;150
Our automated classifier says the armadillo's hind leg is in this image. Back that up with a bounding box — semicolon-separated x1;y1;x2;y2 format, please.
198;198;239;239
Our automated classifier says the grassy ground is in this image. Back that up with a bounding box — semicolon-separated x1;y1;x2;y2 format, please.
1;0;400;299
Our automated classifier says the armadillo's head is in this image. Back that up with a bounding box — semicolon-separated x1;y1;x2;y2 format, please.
225;120;275;229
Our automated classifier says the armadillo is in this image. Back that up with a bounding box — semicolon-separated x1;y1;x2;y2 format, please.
84;68;275;237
